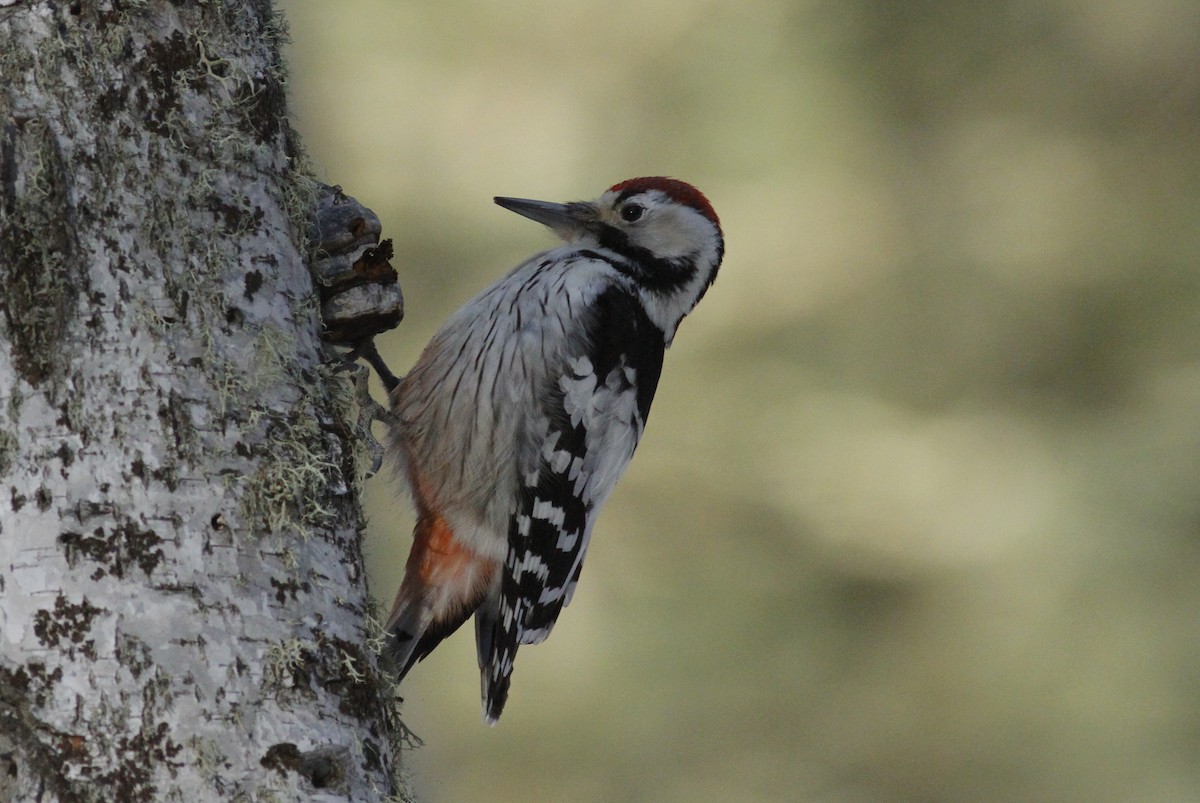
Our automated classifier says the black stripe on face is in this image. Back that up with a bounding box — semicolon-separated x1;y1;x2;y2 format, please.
594;223;699;295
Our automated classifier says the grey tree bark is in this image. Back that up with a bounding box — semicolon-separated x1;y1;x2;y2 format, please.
0;2;411;800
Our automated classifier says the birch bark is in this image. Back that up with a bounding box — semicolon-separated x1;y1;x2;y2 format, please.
0;2;409;800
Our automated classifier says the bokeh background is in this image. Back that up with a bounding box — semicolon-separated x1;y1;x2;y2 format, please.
279;2;1200;800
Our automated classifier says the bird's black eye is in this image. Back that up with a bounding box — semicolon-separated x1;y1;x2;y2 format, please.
620;203;645;223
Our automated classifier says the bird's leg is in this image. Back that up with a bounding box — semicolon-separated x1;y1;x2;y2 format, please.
338;336;402;393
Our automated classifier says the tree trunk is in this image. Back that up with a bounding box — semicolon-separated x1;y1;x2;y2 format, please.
0;2;410;800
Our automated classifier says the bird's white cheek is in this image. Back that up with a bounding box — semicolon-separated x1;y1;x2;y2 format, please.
638;214;711;259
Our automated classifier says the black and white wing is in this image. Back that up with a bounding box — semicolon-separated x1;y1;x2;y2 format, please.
478;285;665;723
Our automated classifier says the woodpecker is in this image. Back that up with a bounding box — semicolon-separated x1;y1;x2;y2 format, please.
378;177;723;724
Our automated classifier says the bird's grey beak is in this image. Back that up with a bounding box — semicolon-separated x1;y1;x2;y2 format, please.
494;197;595;241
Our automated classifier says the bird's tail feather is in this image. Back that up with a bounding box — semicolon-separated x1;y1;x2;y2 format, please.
473;591;512;725
383;595;433;680
474;589;519;725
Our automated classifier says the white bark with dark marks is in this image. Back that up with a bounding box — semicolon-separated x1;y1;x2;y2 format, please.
0;2;410;800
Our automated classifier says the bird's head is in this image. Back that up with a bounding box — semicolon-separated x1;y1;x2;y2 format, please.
495;177;724;338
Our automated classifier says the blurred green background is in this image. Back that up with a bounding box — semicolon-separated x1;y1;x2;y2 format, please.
279;2;1200;800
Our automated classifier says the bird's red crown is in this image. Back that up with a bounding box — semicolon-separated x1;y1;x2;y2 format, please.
608;177;720;229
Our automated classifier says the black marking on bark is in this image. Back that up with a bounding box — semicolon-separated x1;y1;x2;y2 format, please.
238;71;288;145
73;499;114;521
57;521;164;580
0;120;82;386
55;442;75;473
269;576;311;604
5;662;63;709
0;663;88;803
208;194;265;235
158;390;195;462
261;743;346;790
31;594;101;650
141;31;204;137
130;456;148;485
93;82;131;122
115;633;154;680
0;431;14;476
243;268;264;300
323;636;388;723
94;721;182;801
